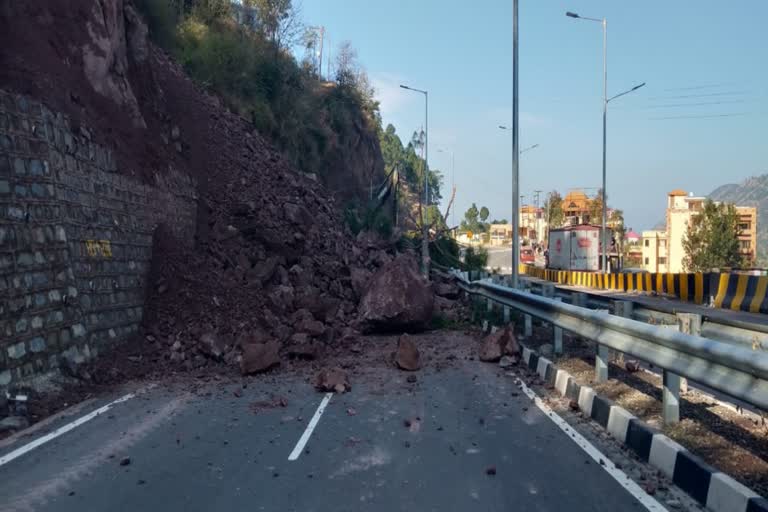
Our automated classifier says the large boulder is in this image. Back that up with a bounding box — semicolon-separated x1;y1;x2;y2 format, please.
240;340;281;374
357;255;434;332
350;267;372;300
314;368;350;393
394;334;421;371
479;326;518;362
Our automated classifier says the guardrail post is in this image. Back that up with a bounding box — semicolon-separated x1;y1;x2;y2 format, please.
553;297;563;355
573;292;587;308
615;300;633;319
663;370;681;424
486;297;493;313
521;288;533;338
503;306;510;323
595;309;609;382
676;313;701;394
611;300;634;362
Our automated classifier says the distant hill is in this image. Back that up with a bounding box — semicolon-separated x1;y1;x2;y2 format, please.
708;174;768;261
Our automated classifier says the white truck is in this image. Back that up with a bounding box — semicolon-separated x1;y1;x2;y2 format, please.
548;225;611;271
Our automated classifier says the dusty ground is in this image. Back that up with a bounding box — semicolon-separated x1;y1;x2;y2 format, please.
1;329;703;511
2;324;480;438
519;319;768;496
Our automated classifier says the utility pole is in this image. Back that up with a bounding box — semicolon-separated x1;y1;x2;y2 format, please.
317;26;325;78
401;82;431;277
534;190;542;243
511;0;520;287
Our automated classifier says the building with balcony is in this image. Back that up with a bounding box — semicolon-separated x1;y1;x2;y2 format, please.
642;189;757;273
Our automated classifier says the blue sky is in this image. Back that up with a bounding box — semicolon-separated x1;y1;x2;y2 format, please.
301;0;768;231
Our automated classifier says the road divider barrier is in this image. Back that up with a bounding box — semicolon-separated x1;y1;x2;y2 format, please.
713;273;768;314
521;265;768;314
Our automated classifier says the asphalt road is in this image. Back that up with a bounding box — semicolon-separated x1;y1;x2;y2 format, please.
0;361;655;512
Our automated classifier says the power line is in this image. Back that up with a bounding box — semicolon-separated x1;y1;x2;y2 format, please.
647;91;749;100
644;100;747;109
648;112;748;121
662;82;738;92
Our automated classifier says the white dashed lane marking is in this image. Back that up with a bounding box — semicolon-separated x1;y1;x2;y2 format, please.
0;393;136;467
288;392;333;461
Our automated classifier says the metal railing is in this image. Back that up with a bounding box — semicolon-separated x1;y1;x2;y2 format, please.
517;276;768;352
451;270;768;420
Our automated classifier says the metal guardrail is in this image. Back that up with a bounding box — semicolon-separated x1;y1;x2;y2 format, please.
451;270;768;414
517;276;768;351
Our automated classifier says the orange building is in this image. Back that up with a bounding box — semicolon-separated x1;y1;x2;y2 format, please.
562;190;590;222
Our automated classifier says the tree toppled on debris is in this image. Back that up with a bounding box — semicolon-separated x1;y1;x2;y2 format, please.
683;199;743;271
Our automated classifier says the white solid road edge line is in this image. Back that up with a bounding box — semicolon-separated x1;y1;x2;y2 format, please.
0;393;136;467
515;379;668;512
288;392;333;461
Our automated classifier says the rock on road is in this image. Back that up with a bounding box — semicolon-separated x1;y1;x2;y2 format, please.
0;359;652;511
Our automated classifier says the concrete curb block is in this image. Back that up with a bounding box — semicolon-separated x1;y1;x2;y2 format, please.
518;344;767;512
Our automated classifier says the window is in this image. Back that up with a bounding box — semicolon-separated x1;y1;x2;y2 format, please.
644;240;649;247
644;257;649;265
659;257;667;265
739;223;750;231
741;240;752;250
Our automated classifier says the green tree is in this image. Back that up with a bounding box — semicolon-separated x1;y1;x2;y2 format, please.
682;200;743;271
463;246;489;271
543;190;564;238
248;0;302;48
490;218;508;224
459;203;491;234
378;125;442;207
461;203;480;233
588;189;604;224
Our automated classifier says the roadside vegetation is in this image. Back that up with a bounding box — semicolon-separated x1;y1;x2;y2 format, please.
683;199;744;271
135;0;379;176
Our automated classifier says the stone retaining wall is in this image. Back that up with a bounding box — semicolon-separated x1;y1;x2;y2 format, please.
0;90;196;390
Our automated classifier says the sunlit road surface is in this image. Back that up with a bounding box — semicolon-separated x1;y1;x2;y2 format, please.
0;360;655;512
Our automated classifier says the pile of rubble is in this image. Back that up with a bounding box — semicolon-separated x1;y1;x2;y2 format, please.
0;0;472;387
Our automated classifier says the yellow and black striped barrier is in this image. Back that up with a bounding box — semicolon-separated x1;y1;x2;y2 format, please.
713;273;768;314
521;265;715;307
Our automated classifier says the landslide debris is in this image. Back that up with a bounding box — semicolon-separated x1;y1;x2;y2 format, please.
479;326;520;363
0;0;472;387
394;335;421;371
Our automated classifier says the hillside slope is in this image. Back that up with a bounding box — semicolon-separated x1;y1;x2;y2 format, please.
709;174;768;260
0;0;397;373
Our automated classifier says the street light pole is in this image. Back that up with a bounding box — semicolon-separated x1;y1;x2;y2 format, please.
566;11;645;273
499;127;539;156
566;11;609;271
601;17;608;272
512;0;520;287
400;84;430;277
